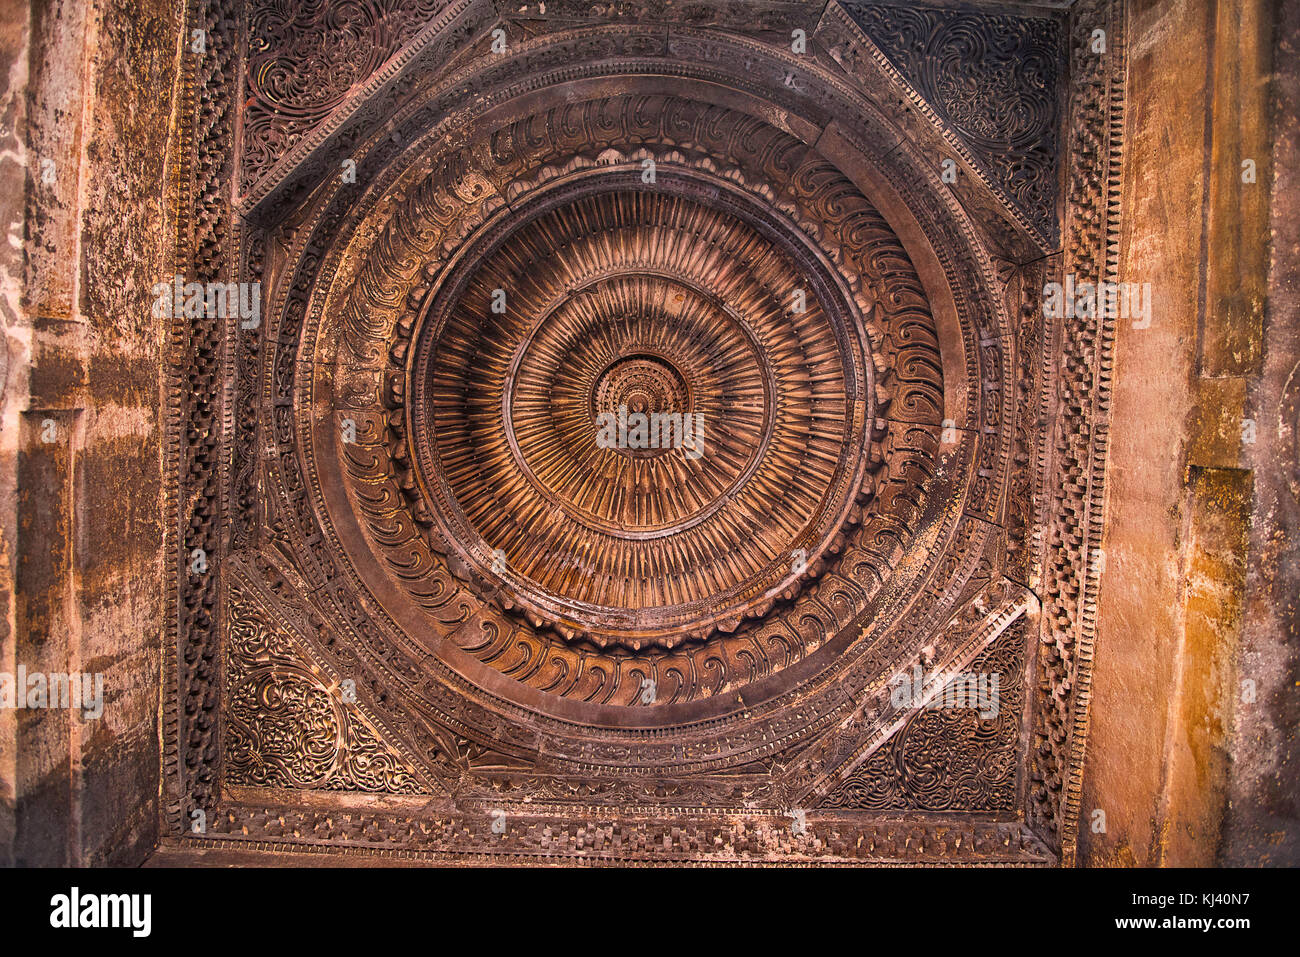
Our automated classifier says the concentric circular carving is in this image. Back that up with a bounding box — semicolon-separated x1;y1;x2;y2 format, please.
408;178;873;650
295;73;986;731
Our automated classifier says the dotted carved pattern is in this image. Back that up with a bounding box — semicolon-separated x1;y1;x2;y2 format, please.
1029;0;1126;861
163;0;240;837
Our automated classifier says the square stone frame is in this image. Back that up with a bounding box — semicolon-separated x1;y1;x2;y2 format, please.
160;0;1127;866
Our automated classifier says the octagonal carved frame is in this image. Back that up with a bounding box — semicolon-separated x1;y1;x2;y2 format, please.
163;0;1127;865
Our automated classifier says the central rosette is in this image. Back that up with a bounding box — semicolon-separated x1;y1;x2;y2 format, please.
592;354;693;460
406;174;873;650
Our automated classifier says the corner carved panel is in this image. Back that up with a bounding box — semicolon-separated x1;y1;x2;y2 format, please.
225;577;432;794
243;0;456;189
841;1;1063;247
819;617;1025;812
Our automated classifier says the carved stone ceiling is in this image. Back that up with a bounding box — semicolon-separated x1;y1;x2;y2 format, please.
165;0;1127;864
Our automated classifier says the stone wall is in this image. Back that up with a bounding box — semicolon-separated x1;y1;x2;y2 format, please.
1225;0;1300;866
0;0;182;866
1080;0;1297;866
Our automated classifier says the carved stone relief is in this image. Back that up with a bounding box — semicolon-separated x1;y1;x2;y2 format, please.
163;0;1125;864
842;1;1063;246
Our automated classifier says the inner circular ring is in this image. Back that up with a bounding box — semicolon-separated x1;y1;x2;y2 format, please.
501;270;778;541
592;353;693;459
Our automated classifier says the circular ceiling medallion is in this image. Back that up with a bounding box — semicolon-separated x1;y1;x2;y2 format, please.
299;77;982;733
592;353;693;458
407;176;873;650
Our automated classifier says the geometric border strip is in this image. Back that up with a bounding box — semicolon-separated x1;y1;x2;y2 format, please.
1039;0;1127;865
177;807;1055;865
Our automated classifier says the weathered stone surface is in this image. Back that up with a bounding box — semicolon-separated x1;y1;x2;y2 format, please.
1079;0;1295;868
1224;0;1300;868
0;0;180;866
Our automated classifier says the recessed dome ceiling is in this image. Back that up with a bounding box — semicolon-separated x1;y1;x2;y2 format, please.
311;87;967;715
160;0;1137;865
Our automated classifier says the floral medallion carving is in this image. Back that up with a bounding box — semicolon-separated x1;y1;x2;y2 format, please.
401;175;878;651
225;581;427;794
